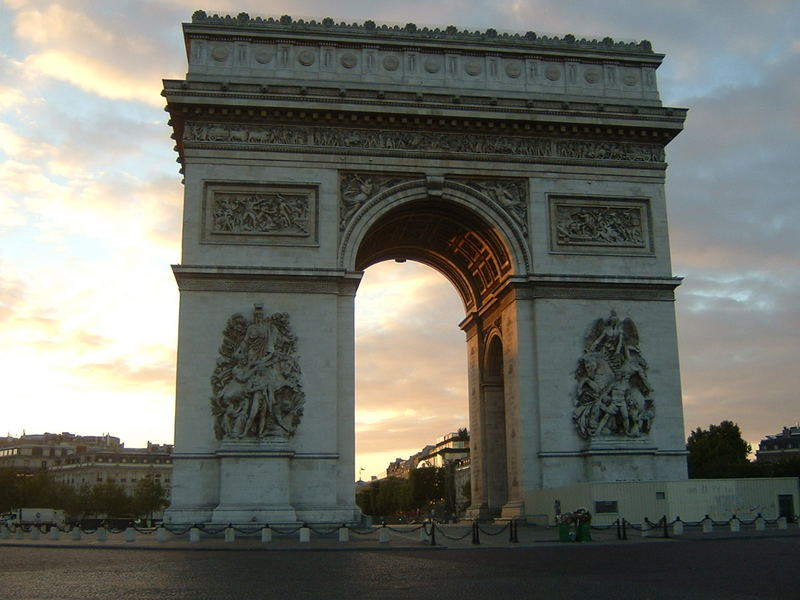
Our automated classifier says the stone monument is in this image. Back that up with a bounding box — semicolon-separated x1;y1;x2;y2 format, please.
163;12;688;525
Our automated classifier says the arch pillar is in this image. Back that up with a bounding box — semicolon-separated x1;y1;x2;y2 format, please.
461;285;531;519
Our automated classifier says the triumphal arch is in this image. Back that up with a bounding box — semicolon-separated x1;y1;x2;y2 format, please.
163;11;688;525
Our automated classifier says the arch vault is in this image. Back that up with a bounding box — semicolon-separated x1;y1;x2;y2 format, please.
163;12;688;525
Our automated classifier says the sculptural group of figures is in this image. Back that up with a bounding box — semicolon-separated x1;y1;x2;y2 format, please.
212;192;309;235
556;206;643;247
338;173;529;235
184;121;666;163
573;311;655;439
210;305;305;440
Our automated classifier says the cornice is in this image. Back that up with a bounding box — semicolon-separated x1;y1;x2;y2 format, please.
163;79;686;128
163;85;682;171
171;264;362;294
511;273;681;301
187;11;658;59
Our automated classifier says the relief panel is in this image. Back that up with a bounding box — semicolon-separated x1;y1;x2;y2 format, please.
202;182;318;246
549;196;652;255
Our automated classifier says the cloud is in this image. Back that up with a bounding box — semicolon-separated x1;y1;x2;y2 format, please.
76;358;176;391
662;39;800;452
24;50;163;106
667;124;798;445
354;261;469;473
0;52;27;110
6;2;184;106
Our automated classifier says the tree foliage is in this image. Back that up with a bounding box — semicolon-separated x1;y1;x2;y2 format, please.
687;421;752;478
0;470;77;513
91;481;132;517
0;468;169;519
356;467;449;518
132;477;169;518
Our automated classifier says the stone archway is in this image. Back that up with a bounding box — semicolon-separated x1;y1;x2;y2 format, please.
345;189;523;517
162;13;689;526
481;333;509;516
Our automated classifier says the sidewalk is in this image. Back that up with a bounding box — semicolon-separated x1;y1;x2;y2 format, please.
2;521;798;551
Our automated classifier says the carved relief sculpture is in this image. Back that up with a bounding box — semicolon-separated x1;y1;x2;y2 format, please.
210;304;305;440
572;311;654;439
458;179;528;236
212;191;309;236
185;122;666;164
339;172;413;229
555;204;644;247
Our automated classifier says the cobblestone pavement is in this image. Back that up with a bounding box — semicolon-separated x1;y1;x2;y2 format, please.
1;526;798;599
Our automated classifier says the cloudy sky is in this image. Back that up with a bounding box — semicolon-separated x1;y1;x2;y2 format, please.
1;1;797;479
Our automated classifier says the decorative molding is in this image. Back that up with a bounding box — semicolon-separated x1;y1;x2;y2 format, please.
210;304;305;441
184;122;666;165
172;268;360;295
203;182;317;246
190;11;655;54
573;311;654;440
520;286;675;302
549;196;652;255
336;173;532;275
338;172;419;230
453;178;528;236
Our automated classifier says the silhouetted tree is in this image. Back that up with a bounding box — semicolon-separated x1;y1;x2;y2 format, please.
408;467;444;511
132;477;168;519
91;481;131;517
687;421;751;478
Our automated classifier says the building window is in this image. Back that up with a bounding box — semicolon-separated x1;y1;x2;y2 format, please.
594;500;618;514
656;491;666;500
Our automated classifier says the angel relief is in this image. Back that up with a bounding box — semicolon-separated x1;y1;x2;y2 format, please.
572;311;654;439
210;304;304;441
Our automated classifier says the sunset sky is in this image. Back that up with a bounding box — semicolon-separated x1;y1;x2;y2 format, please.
1;1;798;479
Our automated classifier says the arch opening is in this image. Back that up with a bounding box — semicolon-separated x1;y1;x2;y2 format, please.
354;198;514;313
353;198;518;518
354;260;468;483
482;335;509;515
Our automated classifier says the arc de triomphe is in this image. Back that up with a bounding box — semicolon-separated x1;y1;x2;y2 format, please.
163;12;687;525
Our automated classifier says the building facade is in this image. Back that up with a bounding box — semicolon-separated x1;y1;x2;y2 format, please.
756;426;800;463
0;433;173;499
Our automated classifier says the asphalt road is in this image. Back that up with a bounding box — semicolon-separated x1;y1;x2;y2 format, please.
0;536;793;600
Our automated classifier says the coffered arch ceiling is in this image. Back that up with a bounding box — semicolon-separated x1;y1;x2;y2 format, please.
355;199;514;313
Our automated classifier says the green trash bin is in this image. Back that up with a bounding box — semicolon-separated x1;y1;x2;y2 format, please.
576;521;592;542
558;523;572;542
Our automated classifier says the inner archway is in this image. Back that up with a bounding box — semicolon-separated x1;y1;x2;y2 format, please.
354;198;514;312
352;197;518;517
353;260;467;481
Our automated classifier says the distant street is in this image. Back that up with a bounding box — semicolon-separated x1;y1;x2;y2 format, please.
1;536;796;600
